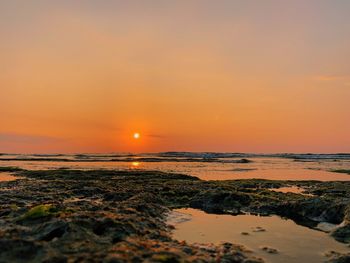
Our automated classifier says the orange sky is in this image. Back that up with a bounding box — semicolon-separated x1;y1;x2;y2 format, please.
1;1;350;153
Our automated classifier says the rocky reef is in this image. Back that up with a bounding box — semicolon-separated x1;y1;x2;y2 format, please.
0;168;349;262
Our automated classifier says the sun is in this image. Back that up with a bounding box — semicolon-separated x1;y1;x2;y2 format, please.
131;161;140;167
133;132;140;139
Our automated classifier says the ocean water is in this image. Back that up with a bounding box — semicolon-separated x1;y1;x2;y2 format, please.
1;153;350;181
0;172;19;182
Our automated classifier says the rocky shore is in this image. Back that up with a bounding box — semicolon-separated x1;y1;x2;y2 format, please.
0;168;349;262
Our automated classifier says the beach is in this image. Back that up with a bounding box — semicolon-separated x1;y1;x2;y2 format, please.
0;164;349;262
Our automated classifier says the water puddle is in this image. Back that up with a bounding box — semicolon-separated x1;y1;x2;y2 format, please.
269;186;313;196
168;208;350;263
0;172;19;182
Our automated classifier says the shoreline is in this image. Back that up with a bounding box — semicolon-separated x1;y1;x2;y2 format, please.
0;168;349;262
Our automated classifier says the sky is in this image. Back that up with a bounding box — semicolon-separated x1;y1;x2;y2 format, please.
1;0;350;153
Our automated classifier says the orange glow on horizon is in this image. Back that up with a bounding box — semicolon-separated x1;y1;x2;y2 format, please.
0;2;349;153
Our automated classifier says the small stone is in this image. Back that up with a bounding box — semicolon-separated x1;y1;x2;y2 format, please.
260;246;279;254
182;247;192;254
252;226;266;232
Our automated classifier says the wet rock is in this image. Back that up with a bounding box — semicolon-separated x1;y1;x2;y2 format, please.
332;224;350;243
189;189;251;213
325;250;350;263
317;222;339;232
182;246;192;254
276;198;347;225
217;242;263;263
0;166;23;172
148;252;181;262
0;208;11;217
19;204;58;221
1;169;350;261
260;246;279;254
34;219;69;241
238;158;252;163
0;239;46;261
252;227;266;232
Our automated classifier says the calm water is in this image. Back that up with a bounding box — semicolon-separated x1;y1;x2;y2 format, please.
1;153;350;181
269;186;314;196
168;208;350;263
0;172;18;182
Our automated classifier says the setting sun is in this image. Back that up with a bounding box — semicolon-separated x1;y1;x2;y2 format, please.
131;161;140;167
1;2;350;262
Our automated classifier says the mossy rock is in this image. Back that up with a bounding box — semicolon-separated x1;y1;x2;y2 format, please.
10;204;19;211
151;253;180;263
21;204;58;220
332;225;350;243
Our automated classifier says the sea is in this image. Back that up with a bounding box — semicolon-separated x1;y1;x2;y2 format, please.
1;152;350;181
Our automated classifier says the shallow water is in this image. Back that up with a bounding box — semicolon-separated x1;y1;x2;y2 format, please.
1;154;350;181
168;208;350;263
0;172;19;182
269;186;313;196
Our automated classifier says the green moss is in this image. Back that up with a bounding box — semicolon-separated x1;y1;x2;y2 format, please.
21;204;58;220
10;204;19;211
151;254;180;263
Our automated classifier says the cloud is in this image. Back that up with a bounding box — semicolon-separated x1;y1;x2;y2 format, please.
146;134;166;139
0;133;64;144
313;75;343;81
313;75;350;86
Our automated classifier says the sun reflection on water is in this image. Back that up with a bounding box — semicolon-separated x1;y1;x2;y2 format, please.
131;161;141;168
